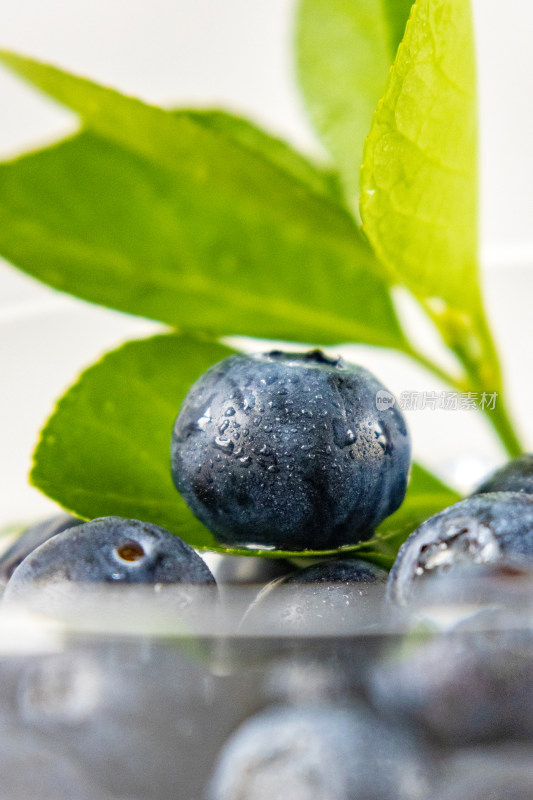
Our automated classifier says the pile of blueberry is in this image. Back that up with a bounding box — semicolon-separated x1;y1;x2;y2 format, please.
2;349;533;800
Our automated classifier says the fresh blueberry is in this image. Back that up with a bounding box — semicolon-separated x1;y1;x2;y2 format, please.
398;560;533;615
369;611;533;744
474;454;533;495
0;514;81;586
4;641;259;800
171;350;410;550
241;558;388;634
3;517;215;606
207;703;432;800
386;492;533;605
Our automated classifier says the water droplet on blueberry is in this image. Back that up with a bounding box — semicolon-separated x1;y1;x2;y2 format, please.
214;437;234;455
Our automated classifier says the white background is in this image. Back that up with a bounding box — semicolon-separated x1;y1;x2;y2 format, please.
1;0;532;522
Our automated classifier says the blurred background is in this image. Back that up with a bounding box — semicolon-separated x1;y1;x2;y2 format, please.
1;0;532;524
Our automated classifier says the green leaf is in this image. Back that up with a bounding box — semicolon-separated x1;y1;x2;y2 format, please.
360;0;480;311
31;334;234;549
183;109;344;204
0;51;403;349
296;0;414;207
382;0;416;55
32;334;459;561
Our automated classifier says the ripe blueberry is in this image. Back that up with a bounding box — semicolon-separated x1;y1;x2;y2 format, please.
3;517;215;604
241;558;387;633
474;454;533;496
9;642;257;800
0;514;81;586
386;492;533;605
171;350;410;550
207;704;431;800
370;609;533;743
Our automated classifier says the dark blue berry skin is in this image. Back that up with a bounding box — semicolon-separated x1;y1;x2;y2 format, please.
0;514;81;585
387;492;533;605
207;704;431;800
241;558;388;633
369;613;533;744
474;454;533;496
171;350;410;550
3;517;215;601
281;557;388;587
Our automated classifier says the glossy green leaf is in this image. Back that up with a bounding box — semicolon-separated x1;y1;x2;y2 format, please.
382;0;416;54
0;51;402;348
184;109;344;204
32;334;459;561
296;0;414;207
31;334;232;549
360;0;480;311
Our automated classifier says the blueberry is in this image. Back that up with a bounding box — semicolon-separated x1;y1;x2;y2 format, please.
0;514;81;586
280;557;387;588
3;641;259;800
171;350;410;550
369;613;533;744
241;558;388;634
474;454;533;495
3;516;215;606
207;703;432;800
386;492;533;605
398;561;533;615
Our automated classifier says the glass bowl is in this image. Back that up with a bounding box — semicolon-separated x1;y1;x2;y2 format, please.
1;259;533;799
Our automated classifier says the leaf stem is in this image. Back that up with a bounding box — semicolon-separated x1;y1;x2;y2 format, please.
458;308;523;458
483;396;523;459
398;296;523;459
401;343;468;393
420;300;523;459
